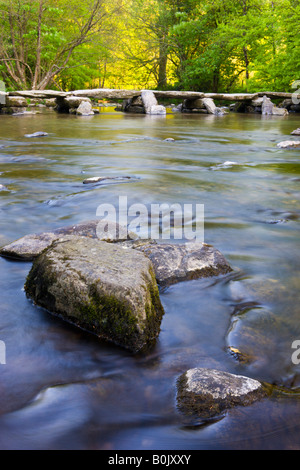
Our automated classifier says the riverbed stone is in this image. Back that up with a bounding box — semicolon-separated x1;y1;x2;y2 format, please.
64;96;91;109
271;107;289;116
149;105;167;115
76;100;94;116
262;96;274;115
291;128;300;135
0;232;59;260
24;236;164;353
82;175;135;184
133;241;232;287
24;131;49;138
277;140;300;148
176;368;267;418
279;99;293;110
226;306;285;368
0;220;138;261
141;90;166;115
202;98;217;114
45;98;57;107
251;97;263;107
0;224;232;288
5;96;28;107
0;107;27;115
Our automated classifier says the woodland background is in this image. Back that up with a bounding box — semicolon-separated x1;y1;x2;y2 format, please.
0;0;299;93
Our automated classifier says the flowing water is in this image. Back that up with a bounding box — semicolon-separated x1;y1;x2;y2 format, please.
0;107;299;450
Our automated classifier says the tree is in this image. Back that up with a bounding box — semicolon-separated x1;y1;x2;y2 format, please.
0;0;122;90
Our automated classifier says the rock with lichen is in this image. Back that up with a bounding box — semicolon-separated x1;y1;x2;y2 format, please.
176;368;267;419
134;241;232;287
0;220;138;261
24;236;164;353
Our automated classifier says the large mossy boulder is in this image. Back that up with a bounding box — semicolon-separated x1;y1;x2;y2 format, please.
24;236;164;353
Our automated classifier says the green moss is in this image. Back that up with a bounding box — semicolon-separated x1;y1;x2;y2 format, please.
24;253;58;311
24;246;165;353
77;283;142;350
143;266;165;342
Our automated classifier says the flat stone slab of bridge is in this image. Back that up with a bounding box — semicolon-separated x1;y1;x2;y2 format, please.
1;88;299;116
5;88;300;102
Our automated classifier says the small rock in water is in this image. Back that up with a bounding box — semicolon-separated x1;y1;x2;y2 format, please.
141;91;166;115
83;176;107;184
202;97;217;114
210;161;240;170
262;96;274;115
164;138;175;142
24;132;48;138
83;176;133;184
176;368;267;419
277;140;300;148
291;128;300;136
134;241;232;287
76;101;94;116
0;184;8;191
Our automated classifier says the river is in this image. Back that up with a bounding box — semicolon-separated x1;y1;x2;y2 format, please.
0;107;299;450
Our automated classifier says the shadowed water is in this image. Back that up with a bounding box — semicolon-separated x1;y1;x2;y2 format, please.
0;108;299;450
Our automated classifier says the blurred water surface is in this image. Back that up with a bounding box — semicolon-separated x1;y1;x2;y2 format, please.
0;108;299;449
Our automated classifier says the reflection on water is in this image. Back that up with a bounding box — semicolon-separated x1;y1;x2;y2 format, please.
0;109;300;449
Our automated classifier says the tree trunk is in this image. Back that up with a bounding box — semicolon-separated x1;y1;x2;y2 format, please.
32;0;44;89
157;39;168;89
243;46;249;91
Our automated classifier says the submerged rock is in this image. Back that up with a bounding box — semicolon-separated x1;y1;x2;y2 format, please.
24;132;48;138
176;368;267;419
0;220;138;261
82;176;134;184
226;306;284;368
134;241;232;287
225;278;295;378
277;140;300;148
24;236;164;353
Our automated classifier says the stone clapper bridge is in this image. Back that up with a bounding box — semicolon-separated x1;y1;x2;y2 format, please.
0;87;299;115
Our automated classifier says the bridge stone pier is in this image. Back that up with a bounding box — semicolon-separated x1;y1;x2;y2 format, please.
0;88;299;115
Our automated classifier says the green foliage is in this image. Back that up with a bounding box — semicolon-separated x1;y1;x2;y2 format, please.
0;0;299;91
